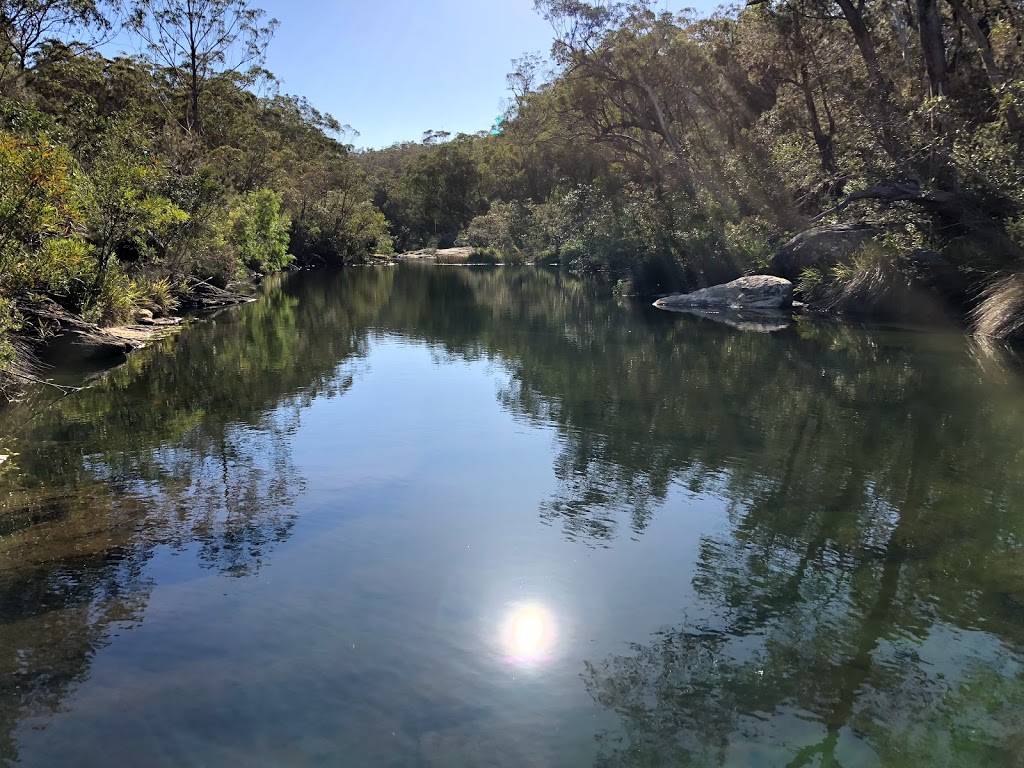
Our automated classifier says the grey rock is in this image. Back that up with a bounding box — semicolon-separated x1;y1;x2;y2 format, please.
653;275;794;312
771;224;878;281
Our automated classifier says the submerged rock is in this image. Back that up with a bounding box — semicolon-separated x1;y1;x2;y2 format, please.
771;224;878;281
653;276;794;313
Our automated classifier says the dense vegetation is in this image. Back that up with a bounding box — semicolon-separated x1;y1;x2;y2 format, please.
4;0;1024;395
359;0;1024;319
0;0;393;393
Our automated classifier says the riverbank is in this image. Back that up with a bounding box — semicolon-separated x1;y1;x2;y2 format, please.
370;247;529;266
1;280;256;400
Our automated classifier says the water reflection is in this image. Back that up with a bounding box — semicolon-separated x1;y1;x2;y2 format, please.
1;265;1024;765
500;602;557;666
0;269;393;765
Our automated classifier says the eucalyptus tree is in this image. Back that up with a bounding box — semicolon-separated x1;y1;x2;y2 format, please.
126;0;277;133
0;0;113;91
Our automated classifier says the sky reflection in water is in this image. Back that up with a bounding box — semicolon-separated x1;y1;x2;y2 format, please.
1;265;1024;766
499;601;559;666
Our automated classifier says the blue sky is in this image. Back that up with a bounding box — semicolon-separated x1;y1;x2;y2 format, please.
255;0;556;148
109;0;719;149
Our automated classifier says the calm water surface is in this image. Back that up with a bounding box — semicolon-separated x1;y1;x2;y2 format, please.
2;265;1024;767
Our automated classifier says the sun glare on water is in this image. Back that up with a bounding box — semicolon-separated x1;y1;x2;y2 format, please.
501;602;557;664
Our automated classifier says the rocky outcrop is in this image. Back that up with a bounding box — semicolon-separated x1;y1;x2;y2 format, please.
18;299;185;371
771;224;878;281
178;280;255;311
653;276;794;313
20;300;141;361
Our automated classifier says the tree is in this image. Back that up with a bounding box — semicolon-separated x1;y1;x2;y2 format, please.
127;0;277;133
80;117;186;304
0;0;111;91
229;188;290;272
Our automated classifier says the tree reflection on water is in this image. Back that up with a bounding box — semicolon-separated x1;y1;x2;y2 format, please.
1;265;1023;765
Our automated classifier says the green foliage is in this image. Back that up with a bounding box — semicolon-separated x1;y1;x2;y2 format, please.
85;262;149;325
358;0;1024;314
229;188;291;272
825;243;908;312
127;0;278;133
290;199;393;266
1;15;393;390
796;267;824;301
140;275;179;314
0;296;19;371
0;129;90;300
79;119;188;307
0;131;78;260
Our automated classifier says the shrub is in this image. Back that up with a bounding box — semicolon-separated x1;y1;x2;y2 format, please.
229;189;292;273
141;276;180;315
84;264;148;326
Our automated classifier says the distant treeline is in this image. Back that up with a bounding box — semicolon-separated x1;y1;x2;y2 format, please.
359;0;1024;323
3;0;1024;389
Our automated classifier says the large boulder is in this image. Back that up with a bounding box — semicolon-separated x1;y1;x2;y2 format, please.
771;224;878;281
653;275;793;312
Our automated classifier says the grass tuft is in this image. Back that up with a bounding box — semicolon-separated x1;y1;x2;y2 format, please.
972;273;1024;341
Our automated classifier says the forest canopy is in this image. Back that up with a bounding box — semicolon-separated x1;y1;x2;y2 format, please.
2;0;1024;391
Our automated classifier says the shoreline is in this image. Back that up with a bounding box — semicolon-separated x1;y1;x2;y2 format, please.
4;286;256;399
2;257;1012;402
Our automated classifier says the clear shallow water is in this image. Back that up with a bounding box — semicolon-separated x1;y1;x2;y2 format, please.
2;264;1024;766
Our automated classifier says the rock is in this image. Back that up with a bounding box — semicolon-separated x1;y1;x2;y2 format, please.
178;280;255;311
79;332;139;359
771;224;878;281
19;300;140;361
135;308;155;325
653;275;794;313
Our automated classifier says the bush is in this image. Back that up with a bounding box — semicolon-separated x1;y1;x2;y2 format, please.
229;189;292;273
140;276;181;315
0;297;20;371
290;200;394;266
84;264;148;326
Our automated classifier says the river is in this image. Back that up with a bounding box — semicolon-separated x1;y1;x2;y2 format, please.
1;264;1023;766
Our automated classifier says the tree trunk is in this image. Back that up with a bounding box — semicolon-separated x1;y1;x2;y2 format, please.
190;68;201;133
833;0;907;163
945;0;1022;131
800;65;839;175
918;0;950;99
918;0;957;185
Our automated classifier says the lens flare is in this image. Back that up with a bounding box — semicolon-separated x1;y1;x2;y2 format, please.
501;602;556;663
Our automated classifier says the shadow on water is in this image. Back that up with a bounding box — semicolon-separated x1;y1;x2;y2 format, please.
1;263;1024;764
